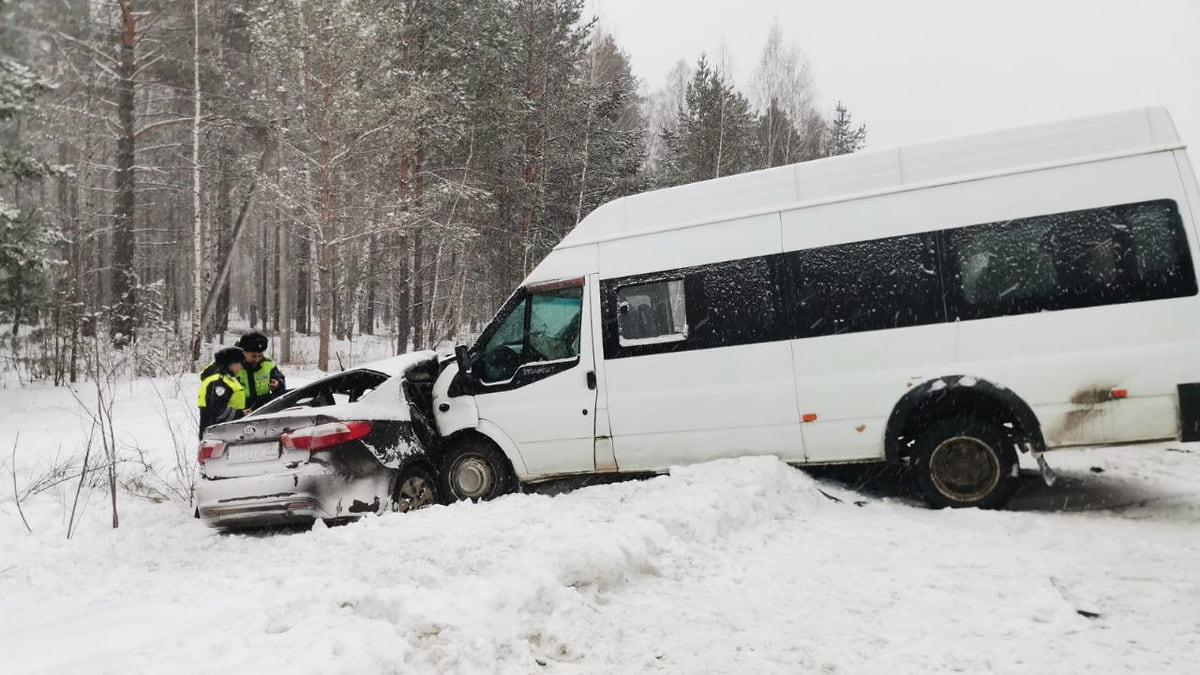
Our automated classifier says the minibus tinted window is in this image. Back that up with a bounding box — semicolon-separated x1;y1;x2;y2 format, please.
782;233;943;337
692;258;780;346
617;279;688;345
949;218;1058;315
944;199;1196;319
1126;200;1195;296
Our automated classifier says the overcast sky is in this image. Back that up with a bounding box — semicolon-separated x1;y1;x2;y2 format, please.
584;0;1200;156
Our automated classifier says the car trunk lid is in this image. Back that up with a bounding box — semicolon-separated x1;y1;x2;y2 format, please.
201;414;333;479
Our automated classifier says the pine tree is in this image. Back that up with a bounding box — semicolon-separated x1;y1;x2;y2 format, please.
661;55;757;186
0;0;64;334
572;30;646;222
824;101;868;156
755;100;820;168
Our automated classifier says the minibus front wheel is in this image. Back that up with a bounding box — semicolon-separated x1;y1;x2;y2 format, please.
912;416;1019;509
440;436;517;503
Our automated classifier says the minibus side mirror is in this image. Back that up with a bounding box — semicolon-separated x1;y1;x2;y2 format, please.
454;344;472;378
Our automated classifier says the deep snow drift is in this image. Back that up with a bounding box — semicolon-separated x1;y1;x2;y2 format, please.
1;371;1199;674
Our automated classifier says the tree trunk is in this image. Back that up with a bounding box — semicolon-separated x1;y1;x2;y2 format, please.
214;148;233;337
362;233;375;336
189;0;203;367
295;237;309;335
110;0;138;347
410;232;424;351
409;148;426;350
10;269;22;336
395;233;410;354
426;240;444;348
317;238;332;371
396;144;413;354
277;215;292;363
258;218;269;331
315;20;334;371
69;142;84;381
191;137;275;357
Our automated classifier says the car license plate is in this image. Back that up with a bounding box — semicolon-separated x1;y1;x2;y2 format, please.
226;442;279;464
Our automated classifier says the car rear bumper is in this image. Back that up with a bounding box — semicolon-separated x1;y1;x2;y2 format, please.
195;464;393;530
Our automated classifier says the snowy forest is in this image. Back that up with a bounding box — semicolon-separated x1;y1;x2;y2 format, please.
0;0;867;379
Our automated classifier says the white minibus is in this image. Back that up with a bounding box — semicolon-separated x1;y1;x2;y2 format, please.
426;107;1200;508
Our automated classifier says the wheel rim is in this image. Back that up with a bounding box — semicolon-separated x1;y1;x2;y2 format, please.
395;474;435;513
453;455;494;499
929;436;1001;503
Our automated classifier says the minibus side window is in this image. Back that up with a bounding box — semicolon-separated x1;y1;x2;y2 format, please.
783;233;943;337
692;258;780;346
944;199;1197;320
526;287;584;364
947;218;1058;318
616;279;688;346
477;297;528;383
1124;200;1197;299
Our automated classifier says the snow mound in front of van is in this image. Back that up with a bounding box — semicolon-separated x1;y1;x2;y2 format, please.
0;456;842;674
271;456;841;673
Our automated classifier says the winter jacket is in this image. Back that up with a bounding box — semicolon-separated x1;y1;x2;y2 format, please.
200;357;286;410
198;370;246;437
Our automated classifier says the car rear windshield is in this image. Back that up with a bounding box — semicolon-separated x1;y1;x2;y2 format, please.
250;370;390;416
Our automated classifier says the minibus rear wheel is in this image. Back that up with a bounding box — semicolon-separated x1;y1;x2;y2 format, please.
440;437;516;503
912;417;1018;509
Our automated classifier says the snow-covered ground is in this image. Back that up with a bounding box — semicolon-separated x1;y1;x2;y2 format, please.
2;370;1199;674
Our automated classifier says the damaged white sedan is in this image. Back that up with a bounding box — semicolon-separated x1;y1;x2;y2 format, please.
195;352;441;530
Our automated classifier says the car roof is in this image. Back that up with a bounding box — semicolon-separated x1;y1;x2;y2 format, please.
351;350;438;378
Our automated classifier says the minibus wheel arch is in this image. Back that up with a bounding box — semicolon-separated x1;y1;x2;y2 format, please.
441;425;527;473
885;376;1046;464
437;430;519;502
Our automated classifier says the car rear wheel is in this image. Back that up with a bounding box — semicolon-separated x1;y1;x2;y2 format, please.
440;438;515;503
913;417;1019;509
392;464;438;513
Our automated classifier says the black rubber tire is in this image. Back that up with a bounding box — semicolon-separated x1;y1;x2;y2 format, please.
912;416;1019;509
439;437;516;503
392;463;439;513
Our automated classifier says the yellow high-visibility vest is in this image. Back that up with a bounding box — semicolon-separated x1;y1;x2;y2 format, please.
241;358;276;399
197;373;246;411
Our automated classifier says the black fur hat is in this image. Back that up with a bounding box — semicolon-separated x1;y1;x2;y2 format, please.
236;332;269;353
214;346;245;367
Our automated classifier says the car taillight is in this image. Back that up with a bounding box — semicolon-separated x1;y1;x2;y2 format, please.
280;421;373;452
198;439;226;464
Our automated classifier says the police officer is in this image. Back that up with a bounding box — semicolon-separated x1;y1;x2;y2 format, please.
233;331;286;409
200;331;286;410
198;346;248;436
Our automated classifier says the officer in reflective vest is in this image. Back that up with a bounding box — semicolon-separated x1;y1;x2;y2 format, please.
235;331;286;409
198;346;248;437
199;332;286;410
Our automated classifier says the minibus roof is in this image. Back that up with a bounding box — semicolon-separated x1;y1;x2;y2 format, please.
557;106;1182;251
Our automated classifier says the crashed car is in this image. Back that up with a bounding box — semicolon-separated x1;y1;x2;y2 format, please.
195;352;441;530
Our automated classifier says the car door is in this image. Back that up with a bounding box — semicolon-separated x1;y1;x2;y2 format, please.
471;278;598;476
